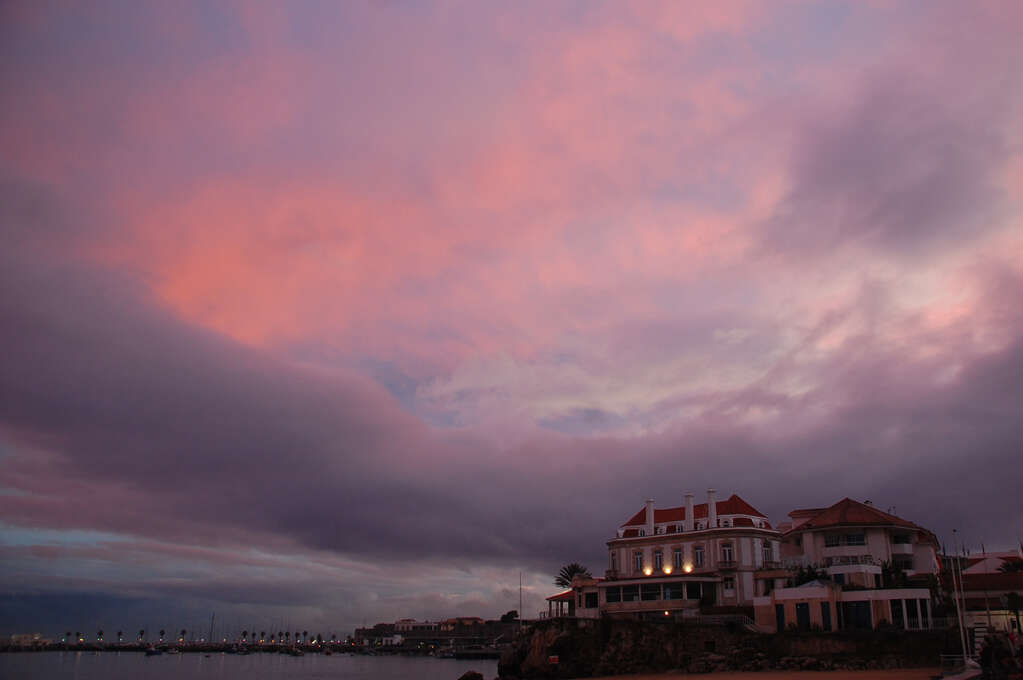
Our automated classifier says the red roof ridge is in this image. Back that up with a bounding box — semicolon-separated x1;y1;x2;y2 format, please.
621;493;768;527
788;497;922;532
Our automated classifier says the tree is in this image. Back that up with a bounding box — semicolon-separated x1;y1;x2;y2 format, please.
500;610;519;623
97;629;103;642
789;563;827;587
179;629;187;642
302;630;308;643
555;562;591;588
999;561;1023;573
260;630;266;643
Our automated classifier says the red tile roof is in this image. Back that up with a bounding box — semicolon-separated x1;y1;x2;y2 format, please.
546;589;574;601
787;498;921;532
962;572;1023;592
622;494;767;527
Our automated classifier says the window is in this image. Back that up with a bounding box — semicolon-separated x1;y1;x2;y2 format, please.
893;556;914;570
686;582;702;600
845;533;865;546
775;604;785;632
723;577;735;592
796;602;810;631
762;543;773;564
721;543;734;562
663;583;683;600
605;587;621;603
634;551;643;573
622;585;639;602
654;551;663;570
673;548;683;568
891;599;904;628
585;592;598;609
833;573;845;585
693;545;704;567
610;551;617;571
892;534;911;544
906;598;920;628
821;601;832;632
641;584;660;601
824;534;841;547
639;529;645;537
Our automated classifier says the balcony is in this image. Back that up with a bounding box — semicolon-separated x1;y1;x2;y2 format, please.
758;560;782;570
823;555;879;567
717;560;737;569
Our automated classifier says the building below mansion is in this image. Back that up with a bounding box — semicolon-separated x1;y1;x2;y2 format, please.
548;491;944;633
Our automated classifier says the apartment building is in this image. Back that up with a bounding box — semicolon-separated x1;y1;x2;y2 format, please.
753;498;940;632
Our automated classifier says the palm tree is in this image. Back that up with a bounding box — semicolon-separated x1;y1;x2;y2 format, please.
555;562;592;588
302;630;308;644
260;630;266;643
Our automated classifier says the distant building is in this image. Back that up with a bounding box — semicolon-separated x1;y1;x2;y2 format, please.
9;633;51;647
957;548;1023;636
754;498;940;632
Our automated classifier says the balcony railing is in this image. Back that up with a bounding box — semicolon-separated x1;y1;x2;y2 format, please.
717;560;737;569
823;555;879;567
758;560;782;569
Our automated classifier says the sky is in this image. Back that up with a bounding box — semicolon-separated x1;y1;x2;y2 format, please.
1;0;1022;638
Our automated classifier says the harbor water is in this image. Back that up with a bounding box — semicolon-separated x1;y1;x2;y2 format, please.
0;651;498;680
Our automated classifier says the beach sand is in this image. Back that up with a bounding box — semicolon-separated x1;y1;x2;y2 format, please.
582;670;941;680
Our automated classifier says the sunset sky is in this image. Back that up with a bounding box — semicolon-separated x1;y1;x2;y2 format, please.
2;0;1022;637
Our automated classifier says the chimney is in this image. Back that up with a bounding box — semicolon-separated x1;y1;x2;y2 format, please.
707;489;718;528
645;499;655;536
684;493;695;532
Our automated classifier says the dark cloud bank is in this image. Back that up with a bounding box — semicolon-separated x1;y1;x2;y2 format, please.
3;177;1023;633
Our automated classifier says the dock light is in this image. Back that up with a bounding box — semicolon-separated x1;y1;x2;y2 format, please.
663;565;672;574
664;611;670;616
683;562;693;573
643;566;653;576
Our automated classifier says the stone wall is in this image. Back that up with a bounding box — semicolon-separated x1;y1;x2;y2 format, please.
497;619;954;678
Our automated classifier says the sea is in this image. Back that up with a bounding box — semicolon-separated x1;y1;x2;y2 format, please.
0;651;499;679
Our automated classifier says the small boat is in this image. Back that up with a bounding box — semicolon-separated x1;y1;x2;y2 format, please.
145;647;163;656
